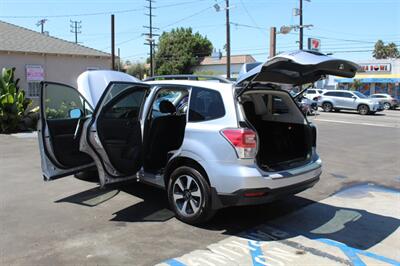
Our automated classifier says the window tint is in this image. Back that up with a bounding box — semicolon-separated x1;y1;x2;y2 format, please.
342;92;353;98
318;90;323;94
353;91;367;99
307;90;316;94
43;83;92;120
324;91;339;97
189;87;225;122
102;89;146;119
271;96;289;114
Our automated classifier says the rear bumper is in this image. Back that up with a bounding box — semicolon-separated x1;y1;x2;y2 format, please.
210;171;321;209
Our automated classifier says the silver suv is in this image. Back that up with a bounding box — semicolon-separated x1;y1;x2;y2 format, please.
38;51;358;224
319;90;384;115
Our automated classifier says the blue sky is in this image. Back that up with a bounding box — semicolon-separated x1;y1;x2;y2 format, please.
1;0;399;63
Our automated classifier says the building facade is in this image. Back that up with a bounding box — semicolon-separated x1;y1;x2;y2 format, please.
193;55;256;79
334;59;400;99
0;21;112;105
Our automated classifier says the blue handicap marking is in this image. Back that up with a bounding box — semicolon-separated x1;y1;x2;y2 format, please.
164;258;186;266
248;241;267;266
317;238;400;266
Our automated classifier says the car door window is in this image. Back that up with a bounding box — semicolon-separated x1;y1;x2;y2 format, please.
189;87;225;122
44;83;92;120
342;92;353;98
151;89;188;118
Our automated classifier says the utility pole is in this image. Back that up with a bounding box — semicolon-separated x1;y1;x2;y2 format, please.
269;27;276;58
111;14;115;70
144;0;158;77
70;20;82;44
225;0;231;79
36;19;47;34
299;0;303;50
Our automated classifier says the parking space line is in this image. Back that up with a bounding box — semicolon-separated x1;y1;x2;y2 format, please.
314;118;399;128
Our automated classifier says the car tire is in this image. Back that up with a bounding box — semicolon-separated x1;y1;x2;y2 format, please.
383;102;391;110
322;102;333;112
358;104;370;115
167;166;216;224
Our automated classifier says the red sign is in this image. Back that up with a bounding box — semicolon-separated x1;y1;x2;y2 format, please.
308;38;321;51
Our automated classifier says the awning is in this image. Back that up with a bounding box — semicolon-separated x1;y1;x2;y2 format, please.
335;74;400;83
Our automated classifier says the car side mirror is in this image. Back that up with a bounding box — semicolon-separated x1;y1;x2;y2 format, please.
69;108;83;119
352;96;357;100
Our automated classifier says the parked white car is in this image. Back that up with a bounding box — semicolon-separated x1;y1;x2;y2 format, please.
304;88;324;101
369;93;399;110
318;90;384;115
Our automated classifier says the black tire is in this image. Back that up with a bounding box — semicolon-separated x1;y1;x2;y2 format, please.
383;102;391;110
167;166;216;224
322;102;333;112
358;104;370;115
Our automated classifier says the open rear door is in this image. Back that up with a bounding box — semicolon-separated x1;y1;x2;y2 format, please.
82;82;150;186
39;82;95;180
236;50;359;90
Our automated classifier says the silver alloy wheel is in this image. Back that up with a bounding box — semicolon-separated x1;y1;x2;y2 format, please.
358;105;369;115
384;102;391;110
172;175;202;217
322;103;332;112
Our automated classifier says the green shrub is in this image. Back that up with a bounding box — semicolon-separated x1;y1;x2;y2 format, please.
0;67;33;133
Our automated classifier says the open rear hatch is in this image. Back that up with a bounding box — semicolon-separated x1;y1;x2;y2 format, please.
236;50;359;93
236;51;358;171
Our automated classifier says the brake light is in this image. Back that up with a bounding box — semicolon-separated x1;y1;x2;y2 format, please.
221;128;257;159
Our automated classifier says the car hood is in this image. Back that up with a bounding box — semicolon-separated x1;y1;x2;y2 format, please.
77;70;140;107
236;50;359;86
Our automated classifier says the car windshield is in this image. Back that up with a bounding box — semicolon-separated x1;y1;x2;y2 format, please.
353;91;367;99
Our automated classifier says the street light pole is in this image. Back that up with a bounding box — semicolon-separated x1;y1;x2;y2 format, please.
226;0;231;79
299;0;303;50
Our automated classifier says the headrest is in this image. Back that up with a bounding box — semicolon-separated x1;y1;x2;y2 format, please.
159;100;176;114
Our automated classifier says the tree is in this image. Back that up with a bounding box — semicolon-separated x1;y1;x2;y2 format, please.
154;27;213;75
373;40;400;59
126;63;148;79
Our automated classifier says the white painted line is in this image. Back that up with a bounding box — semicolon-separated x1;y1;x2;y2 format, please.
314;119;399;128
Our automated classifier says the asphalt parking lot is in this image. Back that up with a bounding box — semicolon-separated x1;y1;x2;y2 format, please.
1;110;399;266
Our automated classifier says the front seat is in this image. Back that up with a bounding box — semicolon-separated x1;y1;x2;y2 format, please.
145;100;186;171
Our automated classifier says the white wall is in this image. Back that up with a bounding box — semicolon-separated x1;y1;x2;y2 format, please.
0;52;111;105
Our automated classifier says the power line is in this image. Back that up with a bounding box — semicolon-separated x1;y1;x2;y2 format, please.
0;1;206;19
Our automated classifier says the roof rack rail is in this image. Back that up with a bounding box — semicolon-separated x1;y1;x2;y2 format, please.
144;74;232;84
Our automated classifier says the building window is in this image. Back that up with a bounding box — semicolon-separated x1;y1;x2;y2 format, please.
28;82;41;98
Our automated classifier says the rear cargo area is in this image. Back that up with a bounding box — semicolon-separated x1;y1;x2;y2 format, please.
241;90;313;171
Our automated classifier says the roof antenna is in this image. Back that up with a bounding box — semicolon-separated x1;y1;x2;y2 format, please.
36;19;48;34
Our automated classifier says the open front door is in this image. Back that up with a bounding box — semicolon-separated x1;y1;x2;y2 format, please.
83;82;150;186
39;82;95;180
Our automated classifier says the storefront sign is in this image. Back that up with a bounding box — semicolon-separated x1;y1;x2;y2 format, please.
308;38;321;52
360;63;391;73
26;65;44;81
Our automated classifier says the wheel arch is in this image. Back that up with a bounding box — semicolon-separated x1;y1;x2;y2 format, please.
164;156;210;188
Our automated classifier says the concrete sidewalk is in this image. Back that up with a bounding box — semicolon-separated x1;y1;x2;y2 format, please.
158;184;400;266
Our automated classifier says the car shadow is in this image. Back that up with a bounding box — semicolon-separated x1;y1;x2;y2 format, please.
55;182;400;251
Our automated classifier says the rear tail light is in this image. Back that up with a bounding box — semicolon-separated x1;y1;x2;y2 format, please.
221;128;257;159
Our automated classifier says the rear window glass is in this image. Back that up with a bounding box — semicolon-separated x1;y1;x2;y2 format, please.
307;90;316;94
189;87;225;122
271;96;289;114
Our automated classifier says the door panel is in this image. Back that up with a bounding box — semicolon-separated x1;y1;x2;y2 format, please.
46;119;92;168
39;82;95;180
85;82;150;185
